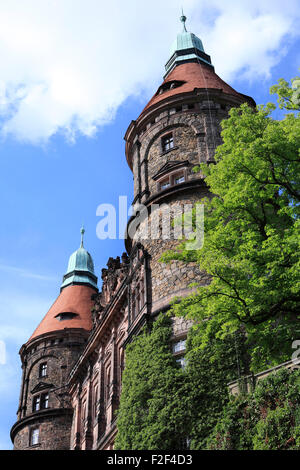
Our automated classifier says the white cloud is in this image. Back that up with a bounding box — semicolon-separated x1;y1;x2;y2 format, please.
0;0;298;144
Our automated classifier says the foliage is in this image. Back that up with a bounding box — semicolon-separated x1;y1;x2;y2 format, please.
115;78;300;450
115;314;244;450
270;75;300;110
207;368;300;450
114;314;191;450
161;78;300;372
184;325;247;449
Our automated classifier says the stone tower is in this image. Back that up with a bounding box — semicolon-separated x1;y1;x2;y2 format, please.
124;14;255;326
11;229;98;450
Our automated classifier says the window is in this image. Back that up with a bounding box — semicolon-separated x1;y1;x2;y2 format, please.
160;180;171;190
81;402;86;425
30;428;39;446
39;362;47;377
176;357;186;370
173;339;186;353
156;80;185;95
174;174;185;185
131;279;145;321
159;172;186;192
93;386;98;418
180;437;191;450
41;393;49;409
55;312;78;321
33;395;41;411
33;392;49;412
106;368;111;402
161;134;174;152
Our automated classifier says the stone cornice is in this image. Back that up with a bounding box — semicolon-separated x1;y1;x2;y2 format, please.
10;408;73;443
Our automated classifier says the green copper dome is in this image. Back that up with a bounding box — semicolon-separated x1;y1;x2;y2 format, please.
61;227;98;291
66;247;95;274
165;13;213;76
169;31;204;57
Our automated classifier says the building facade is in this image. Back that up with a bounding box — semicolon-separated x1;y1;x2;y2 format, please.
11;15;255;450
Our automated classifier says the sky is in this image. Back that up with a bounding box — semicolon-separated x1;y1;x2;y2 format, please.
0;0;299;450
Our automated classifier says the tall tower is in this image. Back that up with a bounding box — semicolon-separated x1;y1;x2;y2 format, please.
124;14;255;327
11;229;98;450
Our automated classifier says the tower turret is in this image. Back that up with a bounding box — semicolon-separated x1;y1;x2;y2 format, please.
11;229;98;450
124;14;255;326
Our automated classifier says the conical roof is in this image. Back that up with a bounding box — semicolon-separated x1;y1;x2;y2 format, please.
143;61;245;112
27;228;98;343
142;14;255;113
28;284;95;342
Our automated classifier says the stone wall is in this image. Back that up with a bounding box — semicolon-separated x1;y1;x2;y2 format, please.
13;412;73;450
12;330;88;450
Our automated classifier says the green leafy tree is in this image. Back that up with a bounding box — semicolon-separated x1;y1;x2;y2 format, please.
162;78;300;372
270;74;300;110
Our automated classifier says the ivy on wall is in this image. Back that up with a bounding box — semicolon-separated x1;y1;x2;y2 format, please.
207;368;300;450
115;314;245;450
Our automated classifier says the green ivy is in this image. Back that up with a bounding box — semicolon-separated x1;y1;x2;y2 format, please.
115;314;245;450
207;368;300;450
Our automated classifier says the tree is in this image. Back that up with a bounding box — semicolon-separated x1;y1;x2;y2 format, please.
161;78;300;372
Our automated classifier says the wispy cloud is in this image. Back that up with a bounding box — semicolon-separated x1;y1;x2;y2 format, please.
0;0;298;144
0;263;57;282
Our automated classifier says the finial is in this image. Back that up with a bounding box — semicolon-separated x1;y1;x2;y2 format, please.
80;226;85;248
180;8;187;32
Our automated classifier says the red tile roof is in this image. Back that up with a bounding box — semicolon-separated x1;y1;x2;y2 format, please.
28;285;95;342
143;62;242;112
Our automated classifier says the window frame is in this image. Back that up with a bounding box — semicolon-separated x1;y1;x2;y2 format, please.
158;170;186;192
161;133;174;153
173;339;186;354
29;427;40;447
39;362;47;378
32;392;49;412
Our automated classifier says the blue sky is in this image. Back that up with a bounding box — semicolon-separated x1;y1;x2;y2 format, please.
0;0;300;450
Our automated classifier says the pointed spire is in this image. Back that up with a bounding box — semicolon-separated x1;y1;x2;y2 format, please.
165;12;213;76
80;226;85;248
180;9;187;32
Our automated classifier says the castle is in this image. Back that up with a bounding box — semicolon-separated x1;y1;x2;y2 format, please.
10;15;255;450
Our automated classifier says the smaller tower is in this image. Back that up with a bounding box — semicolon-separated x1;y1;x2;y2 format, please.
11;229;98;450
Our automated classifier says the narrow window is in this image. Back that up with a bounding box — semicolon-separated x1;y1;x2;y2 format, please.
30;428;39;446
161;133;174;152
93;386;98;418
41;393;49;409
33;395;40;412
176;357;186;370
106;368;111;402
81;402;86;426
39;362;47;377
